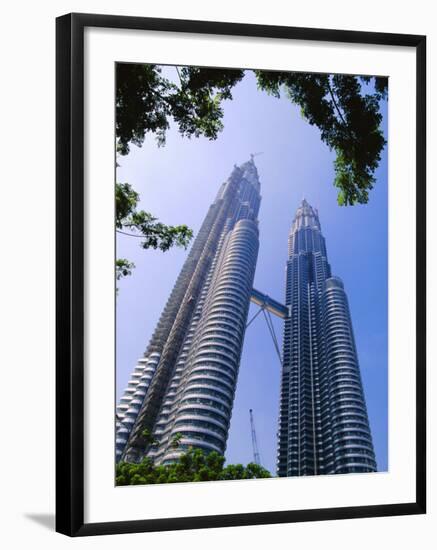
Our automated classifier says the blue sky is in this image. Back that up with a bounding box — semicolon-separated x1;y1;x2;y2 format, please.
116;69;388;475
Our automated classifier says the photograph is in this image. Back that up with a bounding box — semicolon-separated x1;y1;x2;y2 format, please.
0;1;430;545
114;63;388;486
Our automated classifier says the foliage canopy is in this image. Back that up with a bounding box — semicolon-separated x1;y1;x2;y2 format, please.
117;64;387;206
115;64;387;280
116;447;272;485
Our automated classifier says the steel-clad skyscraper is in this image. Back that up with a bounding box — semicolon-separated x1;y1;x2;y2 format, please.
116;158;261;464
277;199;377;476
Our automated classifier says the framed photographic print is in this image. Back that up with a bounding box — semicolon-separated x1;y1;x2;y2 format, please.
56;12;426;536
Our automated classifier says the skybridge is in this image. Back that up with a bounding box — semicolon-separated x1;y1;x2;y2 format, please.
250;288;289;319
246;288;289;366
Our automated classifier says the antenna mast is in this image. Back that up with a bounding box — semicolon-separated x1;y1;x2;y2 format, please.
249;409;261;465
250;152;264;161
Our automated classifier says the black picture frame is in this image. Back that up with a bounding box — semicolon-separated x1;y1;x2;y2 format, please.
56;12;426;537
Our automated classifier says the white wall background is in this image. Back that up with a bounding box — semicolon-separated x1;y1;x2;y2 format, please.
0;0;434;548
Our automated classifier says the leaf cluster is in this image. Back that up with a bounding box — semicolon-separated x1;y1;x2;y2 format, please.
255;71;387;205
116;182;193;252
116;258;135;281
116;447;272;486
116;63;244;155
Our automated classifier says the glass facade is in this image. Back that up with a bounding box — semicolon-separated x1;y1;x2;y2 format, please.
277;200;377;476
116;159;261;464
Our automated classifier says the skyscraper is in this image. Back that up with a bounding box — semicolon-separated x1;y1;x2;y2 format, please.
277;199;377;476
116;158;261;464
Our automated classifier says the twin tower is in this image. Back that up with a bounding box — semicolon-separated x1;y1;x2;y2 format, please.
116;158;377;476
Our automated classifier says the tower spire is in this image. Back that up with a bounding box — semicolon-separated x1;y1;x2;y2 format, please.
292;198;320;231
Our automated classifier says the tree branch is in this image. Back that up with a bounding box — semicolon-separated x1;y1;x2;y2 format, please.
116;229;147;238
174;65;183;86
326;76;348;127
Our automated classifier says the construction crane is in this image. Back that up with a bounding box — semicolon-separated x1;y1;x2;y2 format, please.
249;409;261;466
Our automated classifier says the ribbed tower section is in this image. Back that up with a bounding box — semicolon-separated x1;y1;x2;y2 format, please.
321;278;377;474
115;190;228;461
117;159;261;463
277;199;376;477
